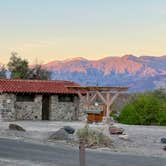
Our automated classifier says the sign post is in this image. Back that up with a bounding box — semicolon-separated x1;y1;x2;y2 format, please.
79;140;85;166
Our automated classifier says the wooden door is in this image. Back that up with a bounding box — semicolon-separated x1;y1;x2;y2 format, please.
42;94;50;120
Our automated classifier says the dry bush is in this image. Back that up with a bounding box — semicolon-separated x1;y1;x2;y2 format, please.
76;125;112;148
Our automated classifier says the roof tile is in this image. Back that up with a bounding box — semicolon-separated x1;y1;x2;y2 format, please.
0;79;79;94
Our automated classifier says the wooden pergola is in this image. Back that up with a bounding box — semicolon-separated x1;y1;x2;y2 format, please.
68;86;129;123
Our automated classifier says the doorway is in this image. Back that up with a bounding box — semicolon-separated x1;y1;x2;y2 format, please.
42;94;50;120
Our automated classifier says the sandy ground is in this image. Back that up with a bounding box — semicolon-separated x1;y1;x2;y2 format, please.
0;121;165;158
101;123;166;158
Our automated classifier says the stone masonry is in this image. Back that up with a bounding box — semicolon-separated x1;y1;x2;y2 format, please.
0;93;15;121
15;95;42;120
0;93;80;121
50;95;79;121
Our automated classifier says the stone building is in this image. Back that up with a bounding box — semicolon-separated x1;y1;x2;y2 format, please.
0;79;80;121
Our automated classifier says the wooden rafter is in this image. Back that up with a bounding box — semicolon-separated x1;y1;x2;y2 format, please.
77;92;84;101
67;86;129;92
96;91;107;105
67;85;129;123
90;93;98;104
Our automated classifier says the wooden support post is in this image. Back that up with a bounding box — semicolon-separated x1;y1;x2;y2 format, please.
104;92;120;124
108;93;119;107
79;140;85;166
106;93;110;118
86;92;90;109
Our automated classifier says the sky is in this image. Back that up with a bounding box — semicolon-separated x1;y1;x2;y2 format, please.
0;0;166;64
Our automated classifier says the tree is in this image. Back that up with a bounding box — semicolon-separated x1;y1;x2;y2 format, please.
28;64;51;80
7;52;29;79
118;90;166;125
7;52;51;80
0;65;7;78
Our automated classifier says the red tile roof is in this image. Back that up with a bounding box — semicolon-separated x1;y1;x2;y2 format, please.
0;79;80;94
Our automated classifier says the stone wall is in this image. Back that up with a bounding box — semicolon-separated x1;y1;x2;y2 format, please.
0;93;16;121
0;93;81;121
50;95;80;121
15;95;42;120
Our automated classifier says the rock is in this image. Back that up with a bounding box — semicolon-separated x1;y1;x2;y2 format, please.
161;137;166;144
109;126;124;135
63;126;75;134
163;146;166;151
9;123;26;132
119;134;129;140
49;128;68;140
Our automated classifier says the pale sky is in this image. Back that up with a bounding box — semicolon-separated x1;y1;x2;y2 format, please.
0;0;166;64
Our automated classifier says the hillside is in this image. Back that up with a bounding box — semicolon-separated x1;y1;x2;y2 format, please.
43;55;166;92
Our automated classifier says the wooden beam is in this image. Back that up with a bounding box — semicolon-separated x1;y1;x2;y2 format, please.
89;93;97;104
78;92;84;101
86;92;90;109
96;91;107;105
108;93;119;107
106;93;120;117
105;93;111;118
106;93;110;104
67;86;129;92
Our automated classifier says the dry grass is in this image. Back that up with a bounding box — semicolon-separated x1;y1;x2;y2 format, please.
76;125;112;148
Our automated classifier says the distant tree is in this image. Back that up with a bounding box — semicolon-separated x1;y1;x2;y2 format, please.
7;52;29;79
118;90;166;125
0;65;7;78
28;64;51;80
7;52;51;80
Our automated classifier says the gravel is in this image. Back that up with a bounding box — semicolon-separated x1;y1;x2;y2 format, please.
0;121;165;158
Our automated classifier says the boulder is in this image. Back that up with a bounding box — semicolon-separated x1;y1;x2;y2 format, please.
49;128;68;140
163;146;166;151
161;137;166;144
109;126;124;135
9;123;26;132
63;126;75;134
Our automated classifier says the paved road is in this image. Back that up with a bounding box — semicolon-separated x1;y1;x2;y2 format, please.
0;138;165;166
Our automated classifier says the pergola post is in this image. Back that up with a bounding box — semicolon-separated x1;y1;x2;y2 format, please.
67;86;128;124
106;93;111;118
86;92;90;109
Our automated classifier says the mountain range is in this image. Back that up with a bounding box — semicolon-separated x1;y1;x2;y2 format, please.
42;55;166;92
0;55;165;92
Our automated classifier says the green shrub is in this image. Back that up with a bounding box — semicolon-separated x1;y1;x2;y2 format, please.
156;102;166;125
76;125;112;148
118;89;166;125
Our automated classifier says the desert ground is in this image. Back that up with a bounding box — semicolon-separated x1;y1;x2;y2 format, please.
0;121;165;158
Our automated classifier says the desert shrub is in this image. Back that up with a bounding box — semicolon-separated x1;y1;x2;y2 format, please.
156;102;166;125
76;125;112;148
118;89;166;125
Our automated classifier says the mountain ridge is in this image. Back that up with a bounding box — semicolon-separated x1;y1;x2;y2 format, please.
43;55;166;92
1;55;165;92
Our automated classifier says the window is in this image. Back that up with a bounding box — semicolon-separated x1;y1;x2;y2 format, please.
16;94;35;102
58;94;74;102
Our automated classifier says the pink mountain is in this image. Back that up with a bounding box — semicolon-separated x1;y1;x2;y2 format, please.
43;55;166;92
